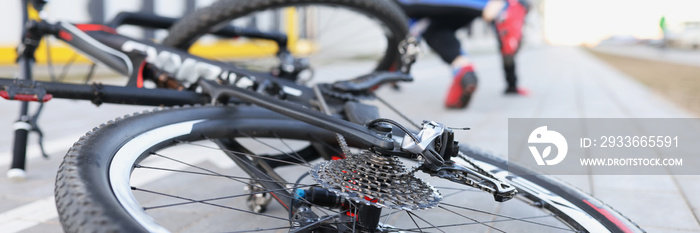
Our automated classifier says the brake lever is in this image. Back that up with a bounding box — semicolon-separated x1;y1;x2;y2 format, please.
331;71;413;93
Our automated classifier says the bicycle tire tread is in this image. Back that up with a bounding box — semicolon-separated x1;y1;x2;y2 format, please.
55;108;172;233
56;128;120;233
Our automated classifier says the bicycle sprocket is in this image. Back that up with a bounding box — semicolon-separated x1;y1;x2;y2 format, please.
310;151;441;210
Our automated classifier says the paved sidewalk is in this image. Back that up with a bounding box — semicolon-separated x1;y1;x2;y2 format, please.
590;44;700;67
375;45;700;232
0;46;699;232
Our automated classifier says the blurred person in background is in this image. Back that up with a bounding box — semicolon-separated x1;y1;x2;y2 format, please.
396;0;529;109
659;15;668;49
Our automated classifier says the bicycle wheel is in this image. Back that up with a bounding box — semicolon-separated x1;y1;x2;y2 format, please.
55;105;643;232
162;0;409;81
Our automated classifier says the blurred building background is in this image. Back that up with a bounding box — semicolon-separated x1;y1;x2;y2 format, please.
0;0;207;44
0;0;697;64
541;0;700;46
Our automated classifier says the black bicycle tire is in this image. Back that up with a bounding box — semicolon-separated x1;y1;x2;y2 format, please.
54;105;341;233
54;105;643;233
162;0;409;71
461;146;644;233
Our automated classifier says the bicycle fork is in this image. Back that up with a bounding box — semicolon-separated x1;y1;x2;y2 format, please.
8;47;33;180
8;0;48;180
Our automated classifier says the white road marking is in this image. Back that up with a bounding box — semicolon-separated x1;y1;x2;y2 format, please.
0;139;237;233
0;133;84;168
0;197;57;233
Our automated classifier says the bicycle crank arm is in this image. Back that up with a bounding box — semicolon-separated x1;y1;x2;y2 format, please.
421;159;517;202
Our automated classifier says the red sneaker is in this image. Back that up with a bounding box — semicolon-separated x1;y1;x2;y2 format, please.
445;66;478;109
494;0;527;56
505;86;530;96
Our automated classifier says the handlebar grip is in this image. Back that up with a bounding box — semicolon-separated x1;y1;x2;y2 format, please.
11;124;30;170
331;72;413;92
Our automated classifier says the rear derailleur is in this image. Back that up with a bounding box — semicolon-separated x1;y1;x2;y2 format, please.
397;120;518;202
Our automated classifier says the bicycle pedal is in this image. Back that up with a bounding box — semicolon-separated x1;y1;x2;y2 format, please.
0;79;53;102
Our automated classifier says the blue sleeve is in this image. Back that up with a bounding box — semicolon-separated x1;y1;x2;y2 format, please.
396;0;488;10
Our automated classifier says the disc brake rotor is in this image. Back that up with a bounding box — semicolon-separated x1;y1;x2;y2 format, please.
310;151;441;210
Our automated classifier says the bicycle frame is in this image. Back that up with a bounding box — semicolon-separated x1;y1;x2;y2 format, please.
3;21;315;105
2;2;543;232
2;0;400;176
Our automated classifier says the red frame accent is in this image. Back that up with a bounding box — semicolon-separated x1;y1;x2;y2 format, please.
582;199;634;233
75;24;117;34
58;30;73;41
136;61;146;88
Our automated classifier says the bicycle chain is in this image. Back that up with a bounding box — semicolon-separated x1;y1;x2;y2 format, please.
311;151;441;210
312;84;354;156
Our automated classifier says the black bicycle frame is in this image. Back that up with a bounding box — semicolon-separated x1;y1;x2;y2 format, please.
2;2;396;173
3;3;411;230
45;20;315;104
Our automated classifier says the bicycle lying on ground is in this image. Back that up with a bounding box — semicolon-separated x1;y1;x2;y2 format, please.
0;0;643;232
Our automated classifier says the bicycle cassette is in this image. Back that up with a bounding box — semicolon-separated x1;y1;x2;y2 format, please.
310;151;441;210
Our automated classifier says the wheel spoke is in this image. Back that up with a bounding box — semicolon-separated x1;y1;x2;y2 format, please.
149;151;274;187
438;202;576;231
314;7;344;39
313;31;386;59
431;186;482;193
226;226;293;233
142;140;579;232
140;184;314;210
438;206;506;233
180;139;313;168
274;132;311;166
407;211;446;233
132;187;290;222
136;136;583;232
134;164;306;186
148;150;308;206
238;131;313;167
397;214;571;231
405;211;424;233
440;188;483;200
